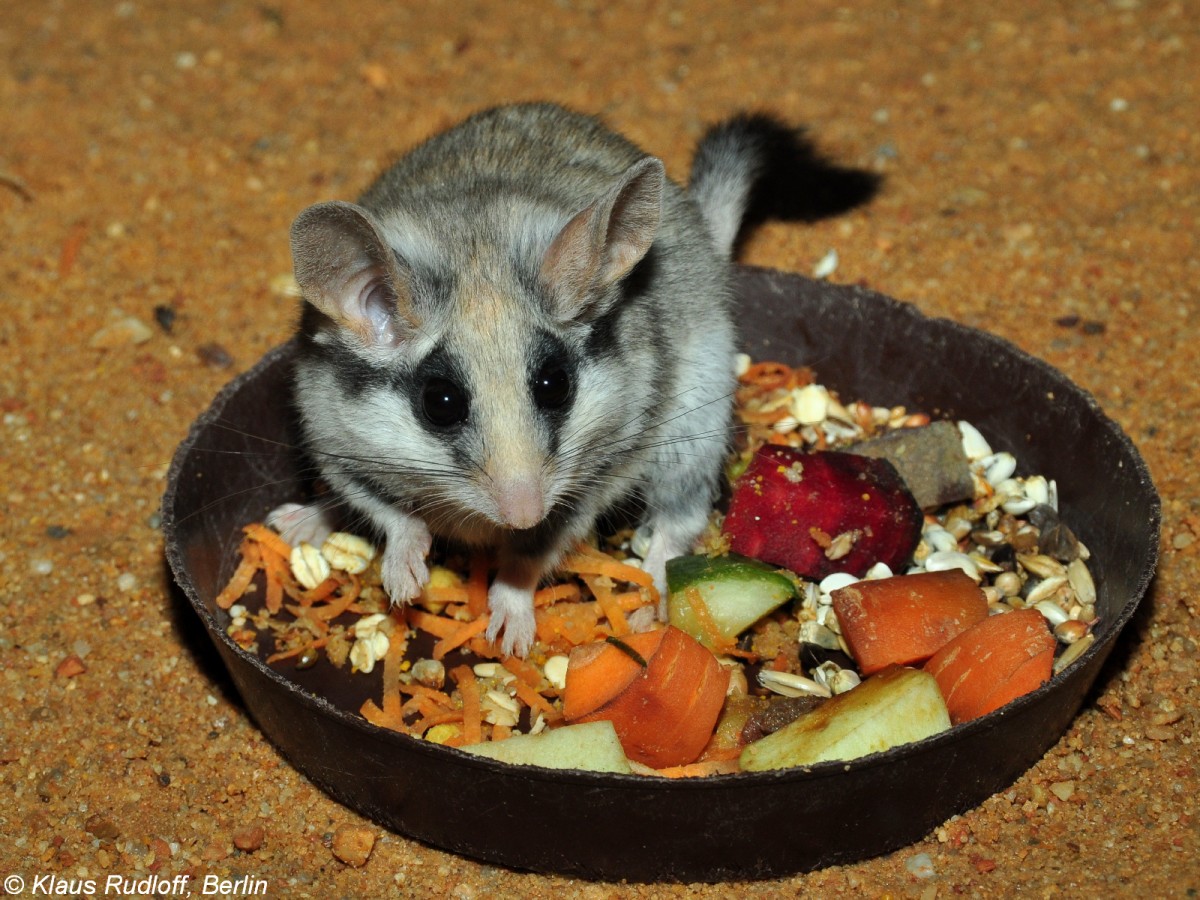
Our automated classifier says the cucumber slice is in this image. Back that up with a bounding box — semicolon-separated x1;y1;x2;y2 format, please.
666;554;799;649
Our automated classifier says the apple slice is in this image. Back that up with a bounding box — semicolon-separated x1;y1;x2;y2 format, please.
739;666;950;770
460;720;632;773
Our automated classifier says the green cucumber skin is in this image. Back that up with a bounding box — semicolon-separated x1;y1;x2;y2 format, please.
666;554;798;644
665;553;796;595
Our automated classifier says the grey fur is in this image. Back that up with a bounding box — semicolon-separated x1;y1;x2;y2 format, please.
286;103;763;655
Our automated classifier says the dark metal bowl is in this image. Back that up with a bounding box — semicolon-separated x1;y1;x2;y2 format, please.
162;267;1159;882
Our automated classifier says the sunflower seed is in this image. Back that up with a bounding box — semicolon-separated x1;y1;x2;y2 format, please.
757;669;832;699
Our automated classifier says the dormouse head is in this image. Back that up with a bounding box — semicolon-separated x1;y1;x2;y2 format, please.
290;156;665;537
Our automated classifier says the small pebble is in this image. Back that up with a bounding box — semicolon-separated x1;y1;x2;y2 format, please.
89;316;154;348
85;814;120;840
55;655;87;678
1145;725;1176;742
197;342;234;369
331;825;376;867
812;248;839;279
905;852;936;879
1049;780;1075;802
153;304;178;333
233;824;266;852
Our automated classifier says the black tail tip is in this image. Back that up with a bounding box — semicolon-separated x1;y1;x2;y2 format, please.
700;111;883;228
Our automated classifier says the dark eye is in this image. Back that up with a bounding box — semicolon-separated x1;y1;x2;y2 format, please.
531;362;572;411
421;377;469;428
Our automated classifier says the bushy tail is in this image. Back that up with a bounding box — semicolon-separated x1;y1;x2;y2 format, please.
688;113;881;258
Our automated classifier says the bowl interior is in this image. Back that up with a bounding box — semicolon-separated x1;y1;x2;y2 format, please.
163;267;1159;881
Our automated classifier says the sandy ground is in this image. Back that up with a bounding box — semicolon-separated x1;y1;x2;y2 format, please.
2;1;1196;896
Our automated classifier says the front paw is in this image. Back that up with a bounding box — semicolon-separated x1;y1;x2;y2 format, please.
266;502;333;549
484;582;537;657
380;521;433;603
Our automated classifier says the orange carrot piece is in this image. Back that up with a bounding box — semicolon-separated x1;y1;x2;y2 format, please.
215;545;260;609
466;553;489;618
408;608;462;640
613;590;652;612
560;550;660;604
533;583;582;607
831;569;989;675
563;626;729;768
263;565;285;614
378;631;409;722
243;522;293;559
288;576;341;606
396;682;454;705
535;601;601;649
491;723;512;741
509;675;559;719
410;709;465;737
433;614;491;660
265;636;328;664
360;698;406;733
308;574;362;621
653;758;741;778
498;655;540;686
683;586;736;654
585;575;630;636
466;636;501;659
451;665;483;745
924;607;1057;724
422;584;471;605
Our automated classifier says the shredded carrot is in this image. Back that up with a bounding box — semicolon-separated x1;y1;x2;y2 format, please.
653;758;742;778
613;590;652;612
509;676;559;720
499;655;542;688
466;553;489;618
466;636;501;659
360;698;406;733
264;556;286;619
216;544;260;609
305;574;362;621
397;682;454;705
422;584;471;605
408;608;462;639
265;636;328;665
491;723;512;741
451;665;483;745
684;586;735;653
560;549;660;606
410;709;465;737
243;522;293;560
433;614;491;660
584;574;630;636
533;583;582;607
278;574;342;607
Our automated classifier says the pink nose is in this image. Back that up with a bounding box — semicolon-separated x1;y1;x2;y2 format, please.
493;478;546;529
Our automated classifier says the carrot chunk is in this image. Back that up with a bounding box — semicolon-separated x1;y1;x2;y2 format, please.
562;626;728;768
831;569;988;674
924;607;1056;723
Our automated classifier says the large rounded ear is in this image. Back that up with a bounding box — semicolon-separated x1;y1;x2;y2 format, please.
539;156;664;321
290;201;419;347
